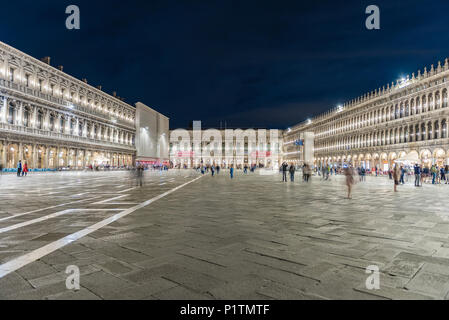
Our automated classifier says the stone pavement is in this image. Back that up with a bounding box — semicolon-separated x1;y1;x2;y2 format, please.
0;169;449;300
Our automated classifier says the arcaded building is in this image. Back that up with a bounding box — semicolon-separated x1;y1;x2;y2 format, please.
0;41;137;170
283;59;449;170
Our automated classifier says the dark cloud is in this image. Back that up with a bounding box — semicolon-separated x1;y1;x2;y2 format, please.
1;0;448;129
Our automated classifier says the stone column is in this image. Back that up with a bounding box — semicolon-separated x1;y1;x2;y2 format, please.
44;110;50;131
16;102;23;126
74;118;79;136
0;97;7;123
56;146;61;167
32;106;38;128
1;142;7;168
66;149;70;167
74;149;78;169
32;144;37;169
18;143;23;163
65;116;71;135
45;147;49;169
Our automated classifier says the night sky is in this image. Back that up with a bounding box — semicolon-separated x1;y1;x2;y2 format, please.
1;0;448;129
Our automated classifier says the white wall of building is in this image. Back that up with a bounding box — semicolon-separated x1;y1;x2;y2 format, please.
135;102;169;161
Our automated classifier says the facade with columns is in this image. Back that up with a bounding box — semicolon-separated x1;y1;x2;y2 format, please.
0;41;136;170
170;123;282;169
283;59;449;171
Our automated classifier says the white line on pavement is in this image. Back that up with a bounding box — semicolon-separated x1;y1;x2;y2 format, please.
0;197;100;223
118;187;137;193
0;209;122;235
0;176;203;278
92;194;128;205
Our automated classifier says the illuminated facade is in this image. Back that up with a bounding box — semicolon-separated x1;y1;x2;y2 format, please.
170;123;282;169
284;59;449;170
0;41;136;170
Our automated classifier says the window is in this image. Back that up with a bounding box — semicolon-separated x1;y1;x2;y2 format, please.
38;79;43;92
23;109;30;127
8;105;14;124
50;115;55;131
37;111;43;129
50;84;54;96
25;74;30;87
9;68;14;82
60;117;65;133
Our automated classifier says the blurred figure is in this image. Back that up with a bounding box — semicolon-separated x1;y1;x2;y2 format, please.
393;164;400;192
136;165;144;187
22;162;28;177
344;166;355;199
399;165;405;184
414;163;421;187
304;164;311;182
17;160;22;177
289;164;295;182
230;164;234;179
211;165;215;177
281;162;288;182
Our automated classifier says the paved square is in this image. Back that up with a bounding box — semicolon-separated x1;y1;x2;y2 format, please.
1;170;449;300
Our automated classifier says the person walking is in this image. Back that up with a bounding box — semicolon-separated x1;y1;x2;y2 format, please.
282;162;288;182
344;166;355;199
393;164;400;192
440;166;446;184
216;165;220;175
399;165;405;185
230;164;234;179
414;163;421;187
244;164;248;174
17;160;22;177
431;164;437;184
22;162;28;177
360;167;366;182
289;164;295;182
304;164;311;183
444;165;449;184
211;165;215;177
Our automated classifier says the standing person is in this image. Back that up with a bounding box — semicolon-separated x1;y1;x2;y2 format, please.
304;164;311;183
211;165;215;177
344;166;355;199
360;167;366;182
444;165;449;184
243;164;248;174
17;160;22;177
431;164;437;184
282;162;288;182
399;165;405;185
230;164;234;179
216;165;220;175
22;161;28;177
289;164;295;182
393;164;400;192
440;166;446;184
